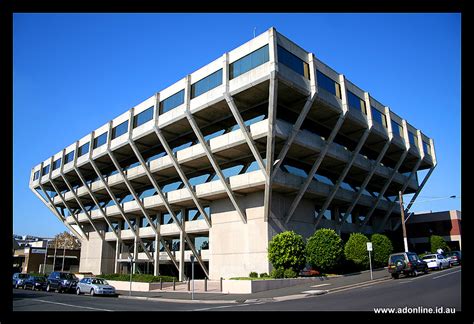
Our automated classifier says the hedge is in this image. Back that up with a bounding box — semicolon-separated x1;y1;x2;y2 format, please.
305;228;343;273
371;233;393;268
344;233;370;270
268;231;306;272
99;273;176;282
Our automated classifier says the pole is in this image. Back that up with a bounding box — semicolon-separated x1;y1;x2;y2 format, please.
192;256;195;300
42;241;48;274
52;240;57;271
368;250;373;280
399;191;409;252
61;238;66;271
129;257;133;296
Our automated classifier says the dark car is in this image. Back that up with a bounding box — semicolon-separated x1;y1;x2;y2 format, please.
12;273;29;289
24;275;48;291
388;252;428;279
46;272;79;293
445;251;461;266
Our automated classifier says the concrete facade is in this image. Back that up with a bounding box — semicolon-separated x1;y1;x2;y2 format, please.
30;27;436;280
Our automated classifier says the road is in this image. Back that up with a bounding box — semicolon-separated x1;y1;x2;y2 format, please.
13;267;461;312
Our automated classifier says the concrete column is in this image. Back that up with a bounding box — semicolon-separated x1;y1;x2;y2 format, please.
179;230;185;281
114;238;120;274
154;232;160;276
133;235;138;274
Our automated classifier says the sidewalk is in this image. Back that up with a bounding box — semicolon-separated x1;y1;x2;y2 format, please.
116;268;390;304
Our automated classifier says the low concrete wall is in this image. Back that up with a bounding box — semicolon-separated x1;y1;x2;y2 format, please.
106;280;162;292
222;278;318;294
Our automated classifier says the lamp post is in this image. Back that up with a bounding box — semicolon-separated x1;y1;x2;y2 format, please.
128;255;133;296
190;254;195;300
42;239;50;274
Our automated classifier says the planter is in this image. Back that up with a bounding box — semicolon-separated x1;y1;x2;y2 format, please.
222;277;319;294
106;280;163;292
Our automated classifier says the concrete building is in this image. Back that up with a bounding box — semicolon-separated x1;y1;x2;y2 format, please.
29;28;436;280
406;210;461;253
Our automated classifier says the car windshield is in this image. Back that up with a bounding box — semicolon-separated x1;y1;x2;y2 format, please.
422;255;435;260
59;273;77;280
389;255;405;263
92;279;108;285
34;276;46;282
18;274;29;278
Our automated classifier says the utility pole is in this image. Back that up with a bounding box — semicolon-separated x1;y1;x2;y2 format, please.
399;191;409;252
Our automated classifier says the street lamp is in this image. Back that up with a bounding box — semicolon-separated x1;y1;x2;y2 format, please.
190;254;195;300
399;193;458;252
42;239;51;274
128;255;133;296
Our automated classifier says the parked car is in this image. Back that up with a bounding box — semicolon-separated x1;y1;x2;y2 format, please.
387;252;428;279
24;275;48;291
12;273;29;289
299;266;320;277
422;254;451;270
445;251;461;266
46;271;79;293
76;277;116;296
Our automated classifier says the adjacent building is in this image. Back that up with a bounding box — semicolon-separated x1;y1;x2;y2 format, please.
29;27;436;280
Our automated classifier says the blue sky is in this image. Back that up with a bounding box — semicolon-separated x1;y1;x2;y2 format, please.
13;13;461;237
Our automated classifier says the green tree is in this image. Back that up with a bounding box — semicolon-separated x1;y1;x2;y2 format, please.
344;233;370;270
430;235;449;253
268;231;306;272
371;234;393;268
305;228;343;273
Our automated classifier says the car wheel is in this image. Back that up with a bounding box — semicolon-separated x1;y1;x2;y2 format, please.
391;273;399;279
90;289;95;296
46;284;51;292
76;287;81;295
413;270;418;277
14;283;19;289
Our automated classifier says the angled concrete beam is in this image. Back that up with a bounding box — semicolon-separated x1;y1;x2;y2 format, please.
264;72;278;222
360;149;409;228
314;127;371;229
284;112;346;224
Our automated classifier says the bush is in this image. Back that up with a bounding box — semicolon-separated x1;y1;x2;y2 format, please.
430;235;450;253
249;272;258;278
270;267;285;279
99;273;176;282
283;268;297;278
371;234;393;268
344;233;370;270
305;228;344;273
259;273;269;278
268;231;306;272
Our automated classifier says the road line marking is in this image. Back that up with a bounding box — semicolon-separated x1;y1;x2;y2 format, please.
35;299;114;312
311;283;331;288
433;269;461;280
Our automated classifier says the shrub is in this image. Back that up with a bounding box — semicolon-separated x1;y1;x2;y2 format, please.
430;235;450;253
268;231;306;272
305;228;344;273
344;233;370;270
249;272;258;278
371;234;393;268
99;273;176;282
270;267;285;279
259;273;269;278
283;268;297;278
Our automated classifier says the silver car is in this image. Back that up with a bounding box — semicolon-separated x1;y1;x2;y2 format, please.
76;277;116;296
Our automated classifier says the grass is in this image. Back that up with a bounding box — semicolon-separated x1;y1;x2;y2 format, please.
99;273;177;283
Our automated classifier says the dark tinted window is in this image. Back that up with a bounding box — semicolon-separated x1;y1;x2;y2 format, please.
78;142;90;157
423;141;431;156
408;131;418;148
371;106;387;128
41;165;50;176
64;151;74;164
160;90;185;114
191;69;223;99
93;132;108;149
317;70;341;99
391;120;403;137
277;45;310;79
52;158;62;170
229;45;269;79
112;121;129;139
33;170;40;180
133;106;154;128
347;91;366;114
389;254;405;264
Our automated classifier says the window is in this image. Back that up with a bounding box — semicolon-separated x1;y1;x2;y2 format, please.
277;45;310;79
52;158;62;171
371;106;387;128
133;106;154;128
229;44;269;79
111;121;129;139
391;120;403;137
159;90;185;114
408;131;418;148
191;69;223;99
316;70;341;99
64;151;74;164
93;132;108;149
41;164;50;176
423;141;431;156
33;170;40;181
347;91;366;114
78;142;90;157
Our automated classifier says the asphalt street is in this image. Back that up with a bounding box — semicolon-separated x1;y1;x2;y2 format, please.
12;267;461;312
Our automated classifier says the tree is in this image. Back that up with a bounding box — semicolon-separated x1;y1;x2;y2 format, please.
268;231;306;272
51;231;81;249
430;235;449;253
371;233;393;268
305;228;343;273
344;233;370;270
